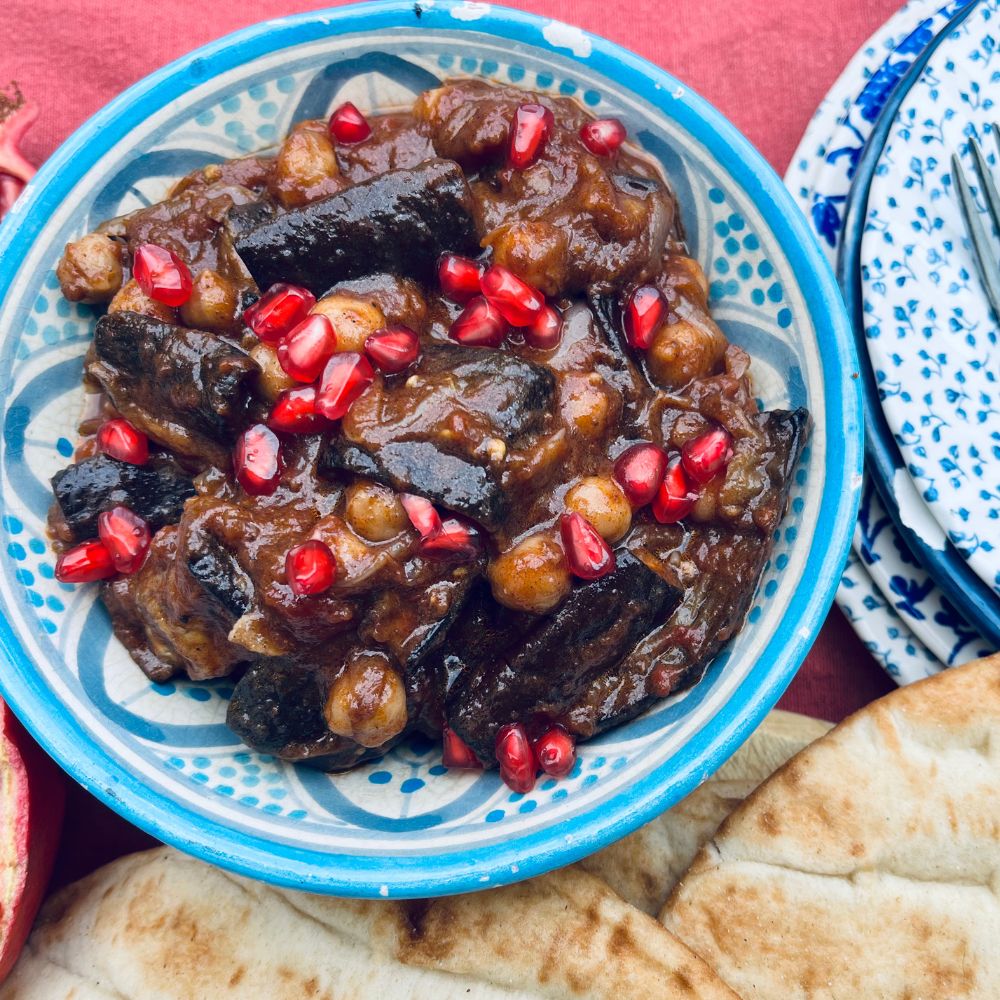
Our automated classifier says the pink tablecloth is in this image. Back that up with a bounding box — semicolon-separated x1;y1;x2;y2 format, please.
4;0;901;887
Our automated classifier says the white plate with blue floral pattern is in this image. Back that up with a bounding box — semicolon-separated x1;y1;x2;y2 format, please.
0;2;859;896
861;0;1000;602
787;0;984;683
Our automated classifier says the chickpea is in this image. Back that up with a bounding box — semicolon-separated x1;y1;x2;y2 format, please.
345;481;408;542
564;476;632;542
559;373;614;438
179;269;238;330
57;233;124;303
488;220;569;297
325;652;408;748
108;278;176;322
270;123;342;209
489;530;571;614
249;342;297;402
668;255;710;303
311;294;386;353
647;316;726;390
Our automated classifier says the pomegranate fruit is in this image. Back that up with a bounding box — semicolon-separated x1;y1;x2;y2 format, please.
534;725;576;777
559;512;616;580
652;456;699;524
449;295;507;348
495;722;537;794
613;442;668;507
624;285;666;350
285;539;337;597
579;118;626;156
441;725;481;769
132;243;192;307
328;101;371;143
234;423;283;496
480;264;545;327
277;313;337;383
54;540;116;583
438;253;484;304
97;506;151;575
315;352;375;420
267;385;333;434
243;283;315;343
681;427;734;485
96;418;148;466
364;325;420;374
508;103;554;170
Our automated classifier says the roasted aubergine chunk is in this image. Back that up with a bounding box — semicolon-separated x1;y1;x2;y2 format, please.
442;552;682;761
89;311;257;467
233;158;480;293
51;453;195;542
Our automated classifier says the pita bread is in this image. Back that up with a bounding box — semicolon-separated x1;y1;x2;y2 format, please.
580;710;830;913
663;654;1000;1000
0;708;824;999
0;849;736;1000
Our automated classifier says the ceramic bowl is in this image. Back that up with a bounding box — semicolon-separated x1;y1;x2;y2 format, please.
0;0;860;897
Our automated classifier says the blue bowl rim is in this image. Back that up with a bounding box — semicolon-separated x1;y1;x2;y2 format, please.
0;0;862;897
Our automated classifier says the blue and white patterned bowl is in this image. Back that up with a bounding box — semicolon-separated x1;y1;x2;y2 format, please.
0;0;860;897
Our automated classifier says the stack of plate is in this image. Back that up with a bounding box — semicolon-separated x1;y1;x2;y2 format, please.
788;0;1000;684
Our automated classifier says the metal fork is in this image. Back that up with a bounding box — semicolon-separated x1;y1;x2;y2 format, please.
952;124;1000;320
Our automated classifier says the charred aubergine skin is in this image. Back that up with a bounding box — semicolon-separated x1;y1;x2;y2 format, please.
233;159;481;293
443;552;682;761
89;311;258;466
51;454;195;542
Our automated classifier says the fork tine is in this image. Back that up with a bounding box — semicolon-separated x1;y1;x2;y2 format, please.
968;136;1000;237
952;150;1000;322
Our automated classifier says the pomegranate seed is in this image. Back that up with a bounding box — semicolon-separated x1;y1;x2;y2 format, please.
442;725;482;769
508;103;554;170
449;295;507;348
401;494;442;539
495;722;537;794
419;518;478;560
234;423;283;496
438;253;484;304
559;512;616;580
243;283;316;343
364;325;420;374
328;102;371;143
97;506;151;575
652;456;699;524
54;540;116;584
524;304;563;350
480;265;545;327
267;385;333;435
96;418;148;466
624;285;666;350
580;118;627;156
285;539;336;596
315;352;375;420
277;314;337;383
534;725;576;778
613;442;668;507
132;243;192;307
681;427;734;485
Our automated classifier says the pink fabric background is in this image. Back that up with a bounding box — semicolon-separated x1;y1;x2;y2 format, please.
3;0;902;885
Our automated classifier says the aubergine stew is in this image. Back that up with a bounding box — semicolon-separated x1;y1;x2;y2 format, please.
49;81;808;794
